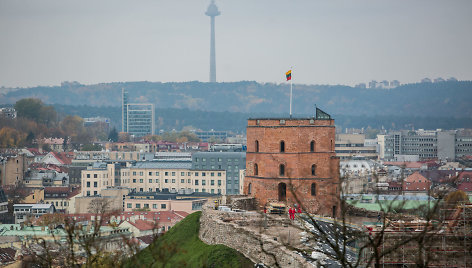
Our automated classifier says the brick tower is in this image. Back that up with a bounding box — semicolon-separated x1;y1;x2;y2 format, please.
243;108;340;217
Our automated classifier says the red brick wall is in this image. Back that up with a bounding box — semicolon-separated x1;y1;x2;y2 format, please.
243;118;340;217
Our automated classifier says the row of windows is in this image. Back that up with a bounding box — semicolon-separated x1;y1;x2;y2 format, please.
255;140;331;152
45;201;67;207
194;165;238;170
86;191;98;196
195;158;240;162
253;163;317;176
85;181;109;187
456;143;472;147
85;173;107;178
131;188;222;194
126;178;224;186
128;203;167;209
126;171;223;177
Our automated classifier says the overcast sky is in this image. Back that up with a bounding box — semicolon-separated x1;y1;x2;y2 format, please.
1;0;471;87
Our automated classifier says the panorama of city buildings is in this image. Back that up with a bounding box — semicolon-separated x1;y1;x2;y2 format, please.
0;1;471;267
1;98;471;266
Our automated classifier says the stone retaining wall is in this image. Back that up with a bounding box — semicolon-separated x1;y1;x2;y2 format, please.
199;205;311;267
226;196;258;211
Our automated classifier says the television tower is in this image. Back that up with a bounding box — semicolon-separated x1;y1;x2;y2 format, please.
205;0;220;83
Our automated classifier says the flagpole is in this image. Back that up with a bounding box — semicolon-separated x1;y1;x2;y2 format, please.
289;67;293;118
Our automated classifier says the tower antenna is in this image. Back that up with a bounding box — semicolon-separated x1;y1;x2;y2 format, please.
205;1;220;82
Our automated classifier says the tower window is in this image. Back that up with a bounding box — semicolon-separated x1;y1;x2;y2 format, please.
311;183;316;196
248;183;252;194
254;163;258;176
278;183;287;201
255;140;259;152
310;140;315;152
279;164;285;176
311;164;316;176
280;141;285;153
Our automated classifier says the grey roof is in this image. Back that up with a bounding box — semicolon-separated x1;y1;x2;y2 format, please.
132;161;192;169
192;152;246;157
128;191;219;200
155;152;192;157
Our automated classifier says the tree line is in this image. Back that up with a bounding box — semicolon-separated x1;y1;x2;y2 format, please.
0;98;109;149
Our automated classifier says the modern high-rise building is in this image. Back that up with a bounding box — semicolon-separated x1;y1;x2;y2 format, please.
381;129;472;161
122;88;128;133
121;88;155;137
205;0;220;82
126;104;154;137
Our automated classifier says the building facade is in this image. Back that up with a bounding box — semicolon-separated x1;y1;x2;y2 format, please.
194;130;227;142
121;161;226;195
335;133;377;160
192;152;245;194
13;203;55;224
382;129;472;161
243;113;340;217
124;192;207;214
126;104;154;137
121;88;155;137
80;163;115;196
0;153;28;186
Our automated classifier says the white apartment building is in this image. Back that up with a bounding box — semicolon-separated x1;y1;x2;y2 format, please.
81;162;115;197
121;161;226;195
13;203;55;224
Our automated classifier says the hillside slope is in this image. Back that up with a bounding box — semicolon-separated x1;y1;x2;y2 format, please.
1;80;471;117
125;211;253;268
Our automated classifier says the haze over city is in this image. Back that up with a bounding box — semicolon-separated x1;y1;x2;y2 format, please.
1;0;472;87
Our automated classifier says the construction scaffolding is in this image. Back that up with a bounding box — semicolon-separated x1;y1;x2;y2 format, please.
360;203;472;267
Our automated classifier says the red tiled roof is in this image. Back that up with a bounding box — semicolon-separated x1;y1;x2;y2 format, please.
137;234;156;245
388;181;402;187
67;187;81;198
128;220;156;231
457;171;472;181
51;152;73;165
27;148;46;156
0;247;16;264
405;172;429;183
419;170;457;183
457;182;472;192
2;186;34;198
457;172;472;192
29;163;69;173
44;186;70;194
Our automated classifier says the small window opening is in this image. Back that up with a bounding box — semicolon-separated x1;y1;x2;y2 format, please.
279;164;285;176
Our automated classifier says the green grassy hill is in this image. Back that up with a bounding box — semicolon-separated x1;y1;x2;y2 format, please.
125;211;253;268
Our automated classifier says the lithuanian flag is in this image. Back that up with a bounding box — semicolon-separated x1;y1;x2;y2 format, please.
286;70;292;81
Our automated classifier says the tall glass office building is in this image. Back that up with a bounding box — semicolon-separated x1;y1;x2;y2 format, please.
126;104;154;137
122;88;154;137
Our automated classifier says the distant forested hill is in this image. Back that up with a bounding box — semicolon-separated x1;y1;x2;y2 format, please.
2;81;472;132
49;104;472;133
1;81;471;117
